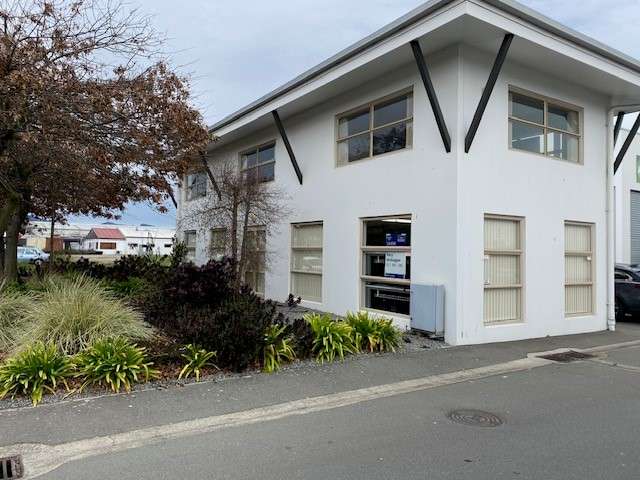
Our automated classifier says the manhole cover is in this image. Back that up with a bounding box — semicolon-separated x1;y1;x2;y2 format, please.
447;409;503;427
539;350;594;363
0;455;23;480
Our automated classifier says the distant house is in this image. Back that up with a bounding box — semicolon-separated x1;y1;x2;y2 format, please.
119;226;175;256
82;228;127;254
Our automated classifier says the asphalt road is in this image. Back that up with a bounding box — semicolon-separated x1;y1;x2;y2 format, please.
2;325;640;480
50;346;640;479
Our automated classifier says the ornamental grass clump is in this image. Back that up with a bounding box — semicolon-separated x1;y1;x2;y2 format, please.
0;290;33;352
305;313;357;364
262;324;296;373
75;337;157;393
346;311;402;353
0;342;74;406
179;344;217;381
14;275;152;355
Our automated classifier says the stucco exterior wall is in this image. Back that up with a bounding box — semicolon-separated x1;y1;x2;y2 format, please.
455;45;609;344
179;44;611;345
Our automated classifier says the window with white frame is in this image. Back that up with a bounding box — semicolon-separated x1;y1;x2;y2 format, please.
337;91;413;165
484;215;524;325
291;222;323;302
186;172;207;201
241;143;275;183
184;230;197;261
509;89;581;163
361;216;411;315
210;228;227;261
244;227;266;296
565;222;594;316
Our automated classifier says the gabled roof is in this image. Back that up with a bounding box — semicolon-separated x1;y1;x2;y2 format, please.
209;0;640;135
86;228;125;240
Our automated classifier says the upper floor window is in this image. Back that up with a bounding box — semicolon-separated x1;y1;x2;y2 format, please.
186;172;207;201
509;89;581;163
636;155;640;183
337;91;413;165
241;143;275;183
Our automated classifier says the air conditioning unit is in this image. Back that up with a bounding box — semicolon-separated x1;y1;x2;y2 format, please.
410;284;444;336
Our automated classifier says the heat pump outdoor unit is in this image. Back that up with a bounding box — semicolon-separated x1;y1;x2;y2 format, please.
410;284;444;336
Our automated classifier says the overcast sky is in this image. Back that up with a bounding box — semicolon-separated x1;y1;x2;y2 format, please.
90;0;640;227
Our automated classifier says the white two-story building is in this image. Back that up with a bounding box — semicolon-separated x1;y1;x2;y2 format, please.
178;0;640;345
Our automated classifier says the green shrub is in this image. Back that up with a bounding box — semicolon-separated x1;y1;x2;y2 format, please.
106;277;150;298
0;342;74;406
75;337;157;393
346;311;380;352
346;311;401;353
179;344;217;381
262;324;296;373
305;313;357;364
13;275;152;355
0;290;32;351
287;318;314;358
374;318;402;353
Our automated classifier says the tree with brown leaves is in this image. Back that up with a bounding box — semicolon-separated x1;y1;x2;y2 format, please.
0;0;209;280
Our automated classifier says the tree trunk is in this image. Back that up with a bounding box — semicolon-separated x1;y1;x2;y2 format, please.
238;199;252;287
230;190;239;267
49;215;56;270
0;226;5;275
4;206;21;281
0;198;18;280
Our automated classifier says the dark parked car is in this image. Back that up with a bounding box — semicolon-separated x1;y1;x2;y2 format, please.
615;264;640;321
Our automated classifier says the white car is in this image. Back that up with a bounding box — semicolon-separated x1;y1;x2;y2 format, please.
17;246;50;264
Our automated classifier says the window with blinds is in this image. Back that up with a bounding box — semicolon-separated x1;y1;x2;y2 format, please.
184;230;197;261
291;222;323;302
483;215;524;325
565;222;594;316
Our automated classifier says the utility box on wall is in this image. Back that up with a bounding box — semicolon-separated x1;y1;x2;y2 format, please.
410;284;444;336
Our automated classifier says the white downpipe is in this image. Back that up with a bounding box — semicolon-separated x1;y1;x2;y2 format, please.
607;106;640;331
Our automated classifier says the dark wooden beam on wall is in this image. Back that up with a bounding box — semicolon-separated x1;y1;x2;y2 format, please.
614;113;640;174
272;110;303;185
613;112;625;145
465;33;514;153
410;40;451;153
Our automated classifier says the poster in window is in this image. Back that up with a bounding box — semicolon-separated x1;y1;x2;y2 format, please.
384;252;406;278
385;232;407;246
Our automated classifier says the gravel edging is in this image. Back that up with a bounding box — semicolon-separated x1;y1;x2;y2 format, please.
0;332;445;411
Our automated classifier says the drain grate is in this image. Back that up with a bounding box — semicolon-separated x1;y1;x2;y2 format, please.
539;350;595;363
447;409;503;427
0;456;22;480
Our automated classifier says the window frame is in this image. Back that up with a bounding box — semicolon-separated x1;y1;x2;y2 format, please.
335;88;414;167
564;221;595;317
239;141;276;183
185;171;208;201
290;221;324;303
508;86;583;164
359;214;412;318
483;214;525;326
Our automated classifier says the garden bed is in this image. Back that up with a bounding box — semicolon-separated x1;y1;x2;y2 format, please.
0;254;445;408
0;330;445;410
